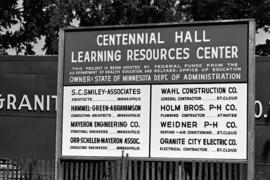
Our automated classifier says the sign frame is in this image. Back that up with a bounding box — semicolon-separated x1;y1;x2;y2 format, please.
55;19;255;179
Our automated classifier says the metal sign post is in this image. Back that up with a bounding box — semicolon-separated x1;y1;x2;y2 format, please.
56;19;255;180
247;20;256;180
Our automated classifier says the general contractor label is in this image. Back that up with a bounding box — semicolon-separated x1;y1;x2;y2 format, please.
151;83;247;159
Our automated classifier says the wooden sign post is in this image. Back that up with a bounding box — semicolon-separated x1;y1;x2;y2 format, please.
56;19;255;180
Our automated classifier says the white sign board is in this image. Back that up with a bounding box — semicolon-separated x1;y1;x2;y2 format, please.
62;85;150;157
151;83;247;159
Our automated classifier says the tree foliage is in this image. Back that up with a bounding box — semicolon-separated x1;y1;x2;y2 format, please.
1;0;270;55
256;40;270;56
190;0;270;30
0;1;21;54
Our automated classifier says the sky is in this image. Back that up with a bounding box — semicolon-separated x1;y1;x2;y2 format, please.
7;0;270;55
256;29;269;45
